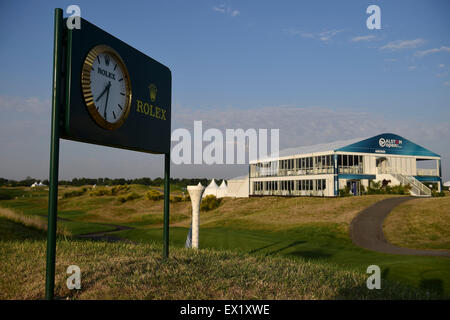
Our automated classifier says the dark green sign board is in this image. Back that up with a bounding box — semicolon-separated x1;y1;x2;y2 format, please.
45;9;171;300
63;18;171;153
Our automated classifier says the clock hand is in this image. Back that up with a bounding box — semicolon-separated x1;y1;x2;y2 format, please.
103;81;111;120
95;82;109;102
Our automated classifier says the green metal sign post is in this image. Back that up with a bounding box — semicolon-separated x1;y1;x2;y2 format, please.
45;8;172;299
163;152;170;259
45;8;63;301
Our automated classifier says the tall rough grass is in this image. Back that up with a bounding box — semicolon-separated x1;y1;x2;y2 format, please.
0;240;436;300
0;208;71;237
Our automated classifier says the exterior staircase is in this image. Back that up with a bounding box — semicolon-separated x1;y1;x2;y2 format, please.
389;173;431;197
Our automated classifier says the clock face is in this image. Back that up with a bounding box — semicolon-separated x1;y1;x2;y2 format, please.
81;45;132;130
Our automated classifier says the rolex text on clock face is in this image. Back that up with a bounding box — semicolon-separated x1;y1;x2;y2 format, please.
90;52;126;123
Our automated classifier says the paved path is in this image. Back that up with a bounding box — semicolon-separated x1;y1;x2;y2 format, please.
50;215;134;243
350;196;450;258
76;224;134;243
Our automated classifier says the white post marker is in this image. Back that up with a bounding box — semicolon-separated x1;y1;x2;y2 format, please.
187;182;205;249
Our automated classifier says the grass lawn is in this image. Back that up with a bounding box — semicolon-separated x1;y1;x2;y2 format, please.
1;186;449;298
116;224;450;297
0;237;436;299
384;195;450;251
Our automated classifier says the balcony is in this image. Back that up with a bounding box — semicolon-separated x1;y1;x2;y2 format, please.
416;168;438;176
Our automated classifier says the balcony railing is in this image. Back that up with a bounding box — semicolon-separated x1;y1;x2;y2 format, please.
338;166;363;175
252;189;326;197
251;167;334;178
416;168;437;176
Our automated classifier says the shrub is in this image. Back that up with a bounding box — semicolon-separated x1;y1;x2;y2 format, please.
170;196;182;203
339;186;351;197
63;188;87;199
0;194;13;200
200;195;222;211
89;188;111;197
117;192;140;203
367;181;411;195
145;190;162;201
432;191;445;197
111;185;130;195
89;185;130;197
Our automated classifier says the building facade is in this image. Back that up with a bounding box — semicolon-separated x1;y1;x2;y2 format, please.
249;133;442;197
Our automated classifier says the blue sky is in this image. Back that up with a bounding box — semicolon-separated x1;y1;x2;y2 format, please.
0;0;449;181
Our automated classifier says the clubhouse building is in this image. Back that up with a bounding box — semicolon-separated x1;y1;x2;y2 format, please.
245;133;442;197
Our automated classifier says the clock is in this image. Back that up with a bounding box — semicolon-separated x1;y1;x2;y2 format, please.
81;45;132;130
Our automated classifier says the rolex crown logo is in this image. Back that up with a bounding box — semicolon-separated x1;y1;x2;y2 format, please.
149;84;157;102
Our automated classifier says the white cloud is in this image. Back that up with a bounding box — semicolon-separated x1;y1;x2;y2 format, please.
408;66;417;70
173;104;450;150
212;6;225;13
351;35;377;42
380;39;425;51
436;72;448;78
173;104;450;179
231;10;239;17
213;5;239;17
285;29;314;38
286;29;344;42
439;64;445;68
1;96;449;180
0;95;50;114
318;30;343;41
444;81;450;86
415;46;450;57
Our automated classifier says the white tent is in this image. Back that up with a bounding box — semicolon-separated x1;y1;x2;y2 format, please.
226;175;249;198
217;180;228;198
444;181;450;189
202;179;219;198
30;182;38;188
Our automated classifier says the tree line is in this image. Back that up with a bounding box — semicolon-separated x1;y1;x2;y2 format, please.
0;177;217;189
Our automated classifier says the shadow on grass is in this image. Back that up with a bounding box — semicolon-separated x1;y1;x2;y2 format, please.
382;267;390;279
268;241;307;256
288;250;332;260
250;240;333;260
420;279;444;296
0;217;46;241
248;241;284;254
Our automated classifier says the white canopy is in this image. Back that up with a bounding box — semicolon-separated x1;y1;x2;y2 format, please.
444;181;450;187
217;180;228;198
203;179;219;197
226;175;249;198
219;180;227;188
